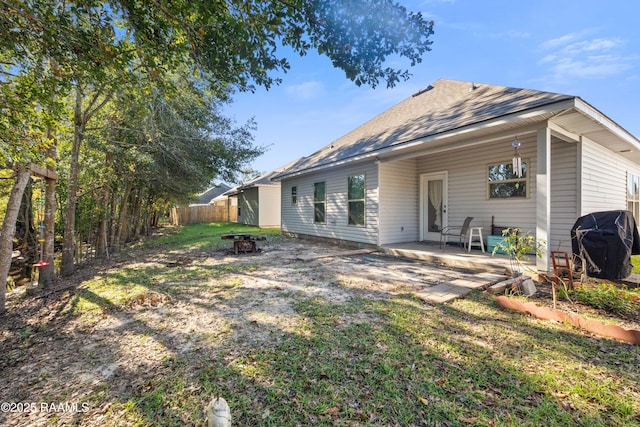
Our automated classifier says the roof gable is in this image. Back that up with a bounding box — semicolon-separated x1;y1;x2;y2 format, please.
275;79;574;178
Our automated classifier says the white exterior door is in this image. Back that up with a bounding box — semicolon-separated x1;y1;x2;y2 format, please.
420;171;448;241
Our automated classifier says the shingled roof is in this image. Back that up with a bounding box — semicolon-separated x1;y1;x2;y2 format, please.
223;170;282;197
237;170;281;189
274;79;575;179
196;183;232;204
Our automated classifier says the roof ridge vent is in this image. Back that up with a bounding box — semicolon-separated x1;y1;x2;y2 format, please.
470;82;478;91
412;85;433;97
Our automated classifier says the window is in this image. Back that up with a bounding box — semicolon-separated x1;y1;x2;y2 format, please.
627;173;640;222
313;182;325;223
291;186;297;205
348;175;365;226
487;161;528;198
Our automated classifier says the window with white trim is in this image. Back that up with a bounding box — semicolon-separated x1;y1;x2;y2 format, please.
291;186;297;205
487;161;528;198
313;182;325;223
348;175;365;226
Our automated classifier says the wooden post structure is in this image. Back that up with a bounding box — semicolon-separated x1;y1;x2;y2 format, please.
29;163;58;181
29;163;58;287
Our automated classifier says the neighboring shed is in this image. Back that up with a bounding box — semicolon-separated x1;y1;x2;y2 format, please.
226;171;281;228
272;78;640;272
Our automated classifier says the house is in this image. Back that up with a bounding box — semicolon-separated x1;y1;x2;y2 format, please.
195;183;232;205
226;171;281;228
272;79;640;272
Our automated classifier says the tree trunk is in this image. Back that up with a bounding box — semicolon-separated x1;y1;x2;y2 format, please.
38;176;57;287
132;188;143;240
96;216;108;258
38;71;58;287
108;190;118;253
96;151;113;258
61;87;84;276
96;181;110;257
144;194;154;236
114;180;132;249
0;164;31;314
17;179;34;280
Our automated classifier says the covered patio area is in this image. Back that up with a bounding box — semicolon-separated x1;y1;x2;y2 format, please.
380;241;536;275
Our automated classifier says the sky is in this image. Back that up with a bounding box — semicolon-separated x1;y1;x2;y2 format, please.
223;0;640;178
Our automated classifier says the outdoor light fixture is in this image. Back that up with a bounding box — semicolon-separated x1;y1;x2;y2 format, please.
512;137;523;178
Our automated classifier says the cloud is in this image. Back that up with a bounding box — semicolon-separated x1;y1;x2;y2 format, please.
539;32;635;81
564;38;625;54
552;55;633;79
540;32;584;50
284;81;326;100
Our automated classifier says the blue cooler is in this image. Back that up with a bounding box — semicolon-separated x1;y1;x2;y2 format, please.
487;235;509;254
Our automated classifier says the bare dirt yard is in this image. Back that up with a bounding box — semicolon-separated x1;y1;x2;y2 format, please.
1;231;639;426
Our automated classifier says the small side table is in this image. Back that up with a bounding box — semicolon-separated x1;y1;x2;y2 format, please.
467;227;485;252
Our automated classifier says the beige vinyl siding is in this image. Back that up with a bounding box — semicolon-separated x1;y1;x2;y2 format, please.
416;136;538;237
280;130;640;250
550;140;578;252
280;162;379;245
379;158;419;244
258;186;281;228
237;187;259;226
580;136;638;214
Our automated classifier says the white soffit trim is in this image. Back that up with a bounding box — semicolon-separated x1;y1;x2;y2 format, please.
574;98;640;150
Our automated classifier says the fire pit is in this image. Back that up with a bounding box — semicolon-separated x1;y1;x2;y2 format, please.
221;233;266;254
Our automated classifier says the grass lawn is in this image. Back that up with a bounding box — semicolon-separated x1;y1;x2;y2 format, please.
633;255;640;274
1;223;639;426
139;222;284;251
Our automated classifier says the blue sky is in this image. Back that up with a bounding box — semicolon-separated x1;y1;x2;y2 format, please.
224;0;640;178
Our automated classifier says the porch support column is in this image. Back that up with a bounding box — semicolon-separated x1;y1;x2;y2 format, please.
536;126;551;272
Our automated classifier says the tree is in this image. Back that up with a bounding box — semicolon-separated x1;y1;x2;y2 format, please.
1;0;434;311
0;69;55;311
60;83;115;275
0;1;126;287
63;69;263;253
113;0;434;90
0;165;31;314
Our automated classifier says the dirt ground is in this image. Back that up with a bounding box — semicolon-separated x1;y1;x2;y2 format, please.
1;235;638;426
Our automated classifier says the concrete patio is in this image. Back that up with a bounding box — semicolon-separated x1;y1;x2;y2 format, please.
293;239;538;303
378;241;537;303
381;241;536;273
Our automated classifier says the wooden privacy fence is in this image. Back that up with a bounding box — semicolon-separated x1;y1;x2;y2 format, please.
170;203;234;225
